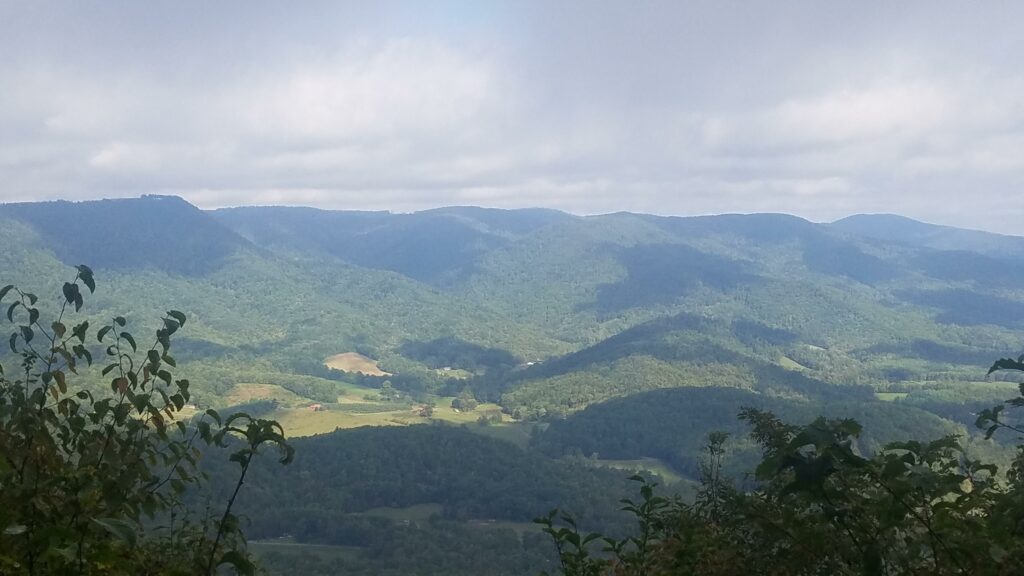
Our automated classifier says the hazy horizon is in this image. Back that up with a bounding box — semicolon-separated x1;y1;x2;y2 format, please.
2;2;1023;234
4;193;1016;238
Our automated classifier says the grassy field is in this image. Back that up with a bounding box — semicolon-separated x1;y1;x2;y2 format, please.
270;398;518;437
468;519;542;536
778;355;808;371
360;503;443;522
224;379;533;439
324;352;390;376
431;398;506;424
357;504;539;536
467;421;535;449
875;392;909;401
224;383;309;407
270;407;420;436
249;540;362;561
587;457;686;485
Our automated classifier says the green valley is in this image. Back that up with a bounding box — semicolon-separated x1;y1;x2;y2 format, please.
3;195;1024;575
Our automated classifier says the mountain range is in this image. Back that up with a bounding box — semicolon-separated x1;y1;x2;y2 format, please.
2;195;1021;574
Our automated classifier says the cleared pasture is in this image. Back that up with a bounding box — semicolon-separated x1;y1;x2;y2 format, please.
268;408;419;436
324;352;391;376
359;503;443;522
587;457;685;485
875;392;909;401
249;540;361;561
223;383;308;408
778;355;808;370
467;422;535;449
432;397;507;424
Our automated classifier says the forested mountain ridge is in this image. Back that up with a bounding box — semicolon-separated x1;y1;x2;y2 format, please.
832;213;1024;257
3;195;1024;575
211;204;575;286
0;195;251;275
2;195;1021;413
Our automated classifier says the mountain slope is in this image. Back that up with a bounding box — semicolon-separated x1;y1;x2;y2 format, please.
831;213;1024;257
0;197;571;405
534;386;964;481
212;205;575;285
0;195;250;275
2;196;1022;420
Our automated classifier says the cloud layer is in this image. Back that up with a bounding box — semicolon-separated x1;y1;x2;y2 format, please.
2;1;1023;233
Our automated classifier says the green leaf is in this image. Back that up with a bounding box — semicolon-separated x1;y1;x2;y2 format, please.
167;310;186;326
3;524;27;536
230;449;253;467
97;325;112;342
162;317;179;335
77;265;96;292
62;282;81;311
120;332;137;352
54;370;67;394
91;517;138;547
0;284;13;303
989;357;1024;374
72;320;89;343
206;408;222;425
218;550;256;576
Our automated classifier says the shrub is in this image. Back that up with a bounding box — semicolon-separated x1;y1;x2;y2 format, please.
0;267;292;575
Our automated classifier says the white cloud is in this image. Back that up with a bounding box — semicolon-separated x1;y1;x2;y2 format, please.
766;83;952;145
89;142;162;171
2;1;1024;235
235;39;500;142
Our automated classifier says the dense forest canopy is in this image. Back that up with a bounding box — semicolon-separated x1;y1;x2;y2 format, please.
3;196;1024;575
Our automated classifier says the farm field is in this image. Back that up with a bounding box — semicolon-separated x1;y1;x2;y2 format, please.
261;390;521;438
268;407;419;436
224;383;310;407
360;503;444;522
777;355;808;370
585;457;687;485
875;392;909;401
250;540;362;561
7;196;1024;575
431;397;506;423
468;421;536;449
358;504;541;536
324;352;391;376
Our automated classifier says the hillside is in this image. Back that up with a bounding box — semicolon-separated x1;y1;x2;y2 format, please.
533;386;964;481
2;196;1022;575
198;425;631;576
831;213;1024;257
0;197;569;406
3;196;1021;420
211;205;574;286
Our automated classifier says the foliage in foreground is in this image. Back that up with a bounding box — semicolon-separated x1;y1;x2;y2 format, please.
540;357;1024;575
0;268;292;575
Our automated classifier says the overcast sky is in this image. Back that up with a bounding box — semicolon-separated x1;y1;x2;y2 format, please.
2;1;1023;233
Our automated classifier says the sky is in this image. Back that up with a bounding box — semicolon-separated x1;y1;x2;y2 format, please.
2;1;1023;234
